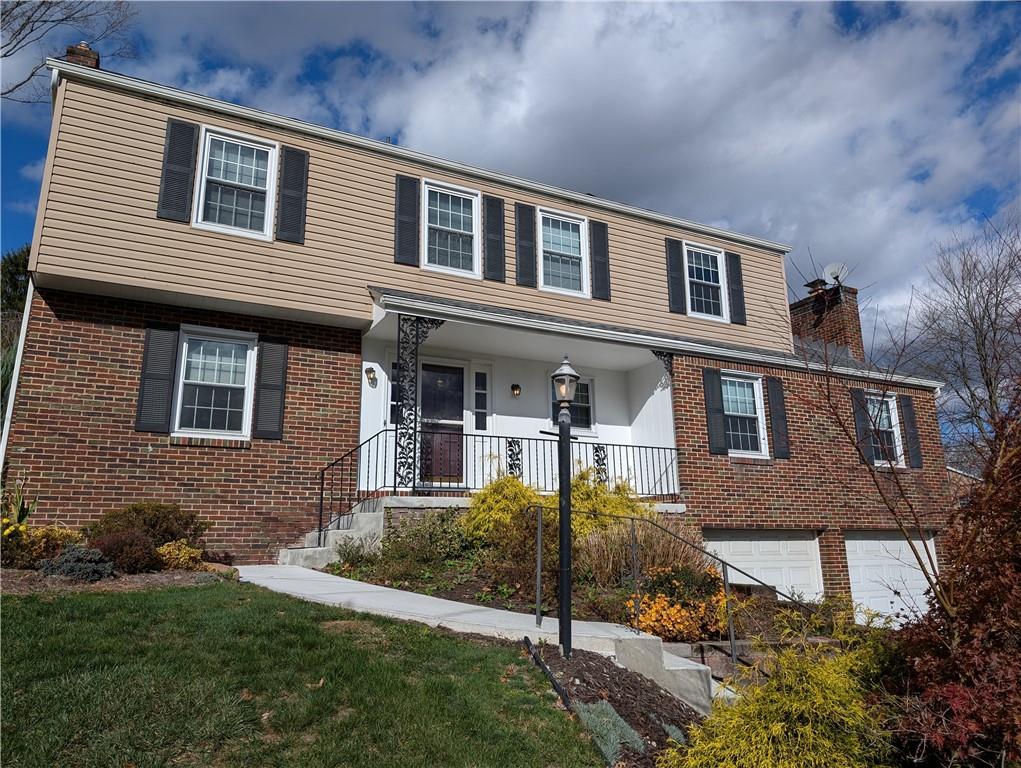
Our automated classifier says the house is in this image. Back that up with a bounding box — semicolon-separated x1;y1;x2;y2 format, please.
1;45;952;615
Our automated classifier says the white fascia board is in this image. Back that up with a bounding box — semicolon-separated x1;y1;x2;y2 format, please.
373;291;944;392
47;59;792;256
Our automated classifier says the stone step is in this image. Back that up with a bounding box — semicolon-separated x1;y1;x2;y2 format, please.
616;636;712;715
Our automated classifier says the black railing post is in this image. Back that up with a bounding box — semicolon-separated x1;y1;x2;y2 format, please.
630;517;641;634
317;468;325;548
722;562;738;665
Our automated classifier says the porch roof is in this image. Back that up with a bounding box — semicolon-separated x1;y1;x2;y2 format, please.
369;286;943;392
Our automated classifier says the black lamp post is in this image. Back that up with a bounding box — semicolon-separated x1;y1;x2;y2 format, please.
551;355;580;657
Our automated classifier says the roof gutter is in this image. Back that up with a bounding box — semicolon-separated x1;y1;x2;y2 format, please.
373;290;944;392
47;58;792;256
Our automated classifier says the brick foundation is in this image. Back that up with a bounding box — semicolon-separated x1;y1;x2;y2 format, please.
4;289;362;562
672;354;950;596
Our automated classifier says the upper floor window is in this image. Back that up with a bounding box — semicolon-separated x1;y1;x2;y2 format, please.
539;209;589;297
173;327;258;439
721;374;768;457
422;180;481;278
867;394;903;465
551;377;595;431
684;243;729;321
193;128;278;241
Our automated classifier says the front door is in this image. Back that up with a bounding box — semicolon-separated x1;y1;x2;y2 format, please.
419;363;464;483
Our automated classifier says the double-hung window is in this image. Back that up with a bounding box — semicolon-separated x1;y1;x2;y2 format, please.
684;243;729;321
193;129;278;240
539;209;589;296
422;181;481;277
721;374;768;457
173;327;258;439
551;378;595;431
867;394;903;465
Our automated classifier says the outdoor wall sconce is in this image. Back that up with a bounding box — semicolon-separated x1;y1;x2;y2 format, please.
511;383;522;398
365;366;377;386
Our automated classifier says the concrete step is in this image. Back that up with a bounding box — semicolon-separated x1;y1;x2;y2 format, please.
278;545;339;569
616;636;712;715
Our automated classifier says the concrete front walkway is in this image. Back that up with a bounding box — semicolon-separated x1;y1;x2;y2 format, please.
237;564;646;654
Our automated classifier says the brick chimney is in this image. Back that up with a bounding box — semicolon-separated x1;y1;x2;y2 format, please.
66;41;100;69
789;279;866;361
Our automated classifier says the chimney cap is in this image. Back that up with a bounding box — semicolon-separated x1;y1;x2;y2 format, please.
804;278;828;295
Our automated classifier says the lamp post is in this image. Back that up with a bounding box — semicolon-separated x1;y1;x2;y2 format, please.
551;355;580;658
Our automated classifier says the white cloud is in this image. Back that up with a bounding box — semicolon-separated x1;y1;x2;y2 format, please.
6;200;38;215
19;159;45;182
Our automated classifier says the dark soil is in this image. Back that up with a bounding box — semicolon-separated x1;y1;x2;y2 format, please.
537;644;701;767
0;567;234;595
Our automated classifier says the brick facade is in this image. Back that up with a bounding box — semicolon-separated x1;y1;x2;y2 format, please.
671;354;950;595
4;289;362;562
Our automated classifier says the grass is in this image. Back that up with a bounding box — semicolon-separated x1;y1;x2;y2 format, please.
1;581;601;768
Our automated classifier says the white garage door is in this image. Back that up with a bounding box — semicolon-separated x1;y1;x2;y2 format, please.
845;532;935;619
703;529;824;600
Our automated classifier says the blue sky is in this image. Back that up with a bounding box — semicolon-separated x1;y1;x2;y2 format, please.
2;1;1018;336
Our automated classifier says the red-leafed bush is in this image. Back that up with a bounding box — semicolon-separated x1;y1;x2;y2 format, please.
91;529;161;574
891;407;1021;766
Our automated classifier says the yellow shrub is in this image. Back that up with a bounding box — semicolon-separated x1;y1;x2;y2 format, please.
632;591;726;642
570;466;655;534
156;539;205;570
461;474;544;543
1;523;82;568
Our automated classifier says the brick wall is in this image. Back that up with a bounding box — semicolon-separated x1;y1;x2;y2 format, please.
789;284;866;361
671;354;950;594
4;288;362;562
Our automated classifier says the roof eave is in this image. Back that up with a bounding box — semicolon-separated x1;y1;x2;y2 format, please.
47;58;793;256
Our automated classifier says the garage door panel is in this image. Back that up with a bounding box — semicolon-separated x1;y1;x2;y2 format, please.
703;530;823;600
845;532;934;621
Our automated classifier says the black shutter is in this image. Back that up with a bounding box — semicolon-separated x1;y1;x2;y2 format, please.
252;340;288;440
726;251;747;325
702;368;728;455
590;220;611;300
135;324;180;433
483;195;505;282
850;388;875;464
666;238;686;314
156;119;199;222
766;376;790;459
275;146;309;244
394;175;420;266
515;203;537;287
898;394;923;468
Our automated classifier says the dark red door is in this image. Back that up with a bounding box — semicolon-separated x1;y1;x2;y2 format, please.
419;364;464;483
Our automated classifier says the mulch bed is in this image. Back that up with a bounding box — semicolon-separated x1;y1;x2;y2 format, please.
536;644;701;767
0;567;233;596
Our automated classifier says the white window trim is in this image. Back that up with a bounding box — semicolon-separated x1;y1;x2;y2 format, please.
191;125;279;242
683;241;730;323
420;178;483;280
548;374;597;436
170;325;259;440
537;206;591;299
866;392;906;468
721;371;769;459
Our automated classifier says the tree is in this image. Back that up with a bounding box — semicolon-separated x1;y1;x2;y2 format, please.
1;245;30;427
915;213;1021;468
2;1;136;102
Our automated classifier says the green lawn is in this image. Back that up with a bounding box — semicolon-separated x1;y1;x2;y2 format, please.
1;581;600;768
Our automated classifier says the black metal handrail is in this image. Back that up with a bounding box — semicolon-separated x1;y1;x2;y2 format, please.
316;429;683;545
526;504;817;665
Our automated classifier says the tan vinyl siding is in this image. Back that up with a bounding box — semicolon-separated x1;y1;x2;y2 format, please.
34;79;794;352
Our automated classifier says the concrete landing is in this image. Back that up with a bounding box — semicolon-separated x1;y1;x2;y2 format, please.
237;565;713;713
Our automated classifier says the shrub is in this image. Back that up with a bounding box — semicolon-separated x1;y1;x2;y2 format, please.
39;545;114;582
569;466;655;531
656;606;894;768
85;502;208;547
23;525;83;567
336;536;380;568
156;539;205;570
201;549;235;566
576;515;709;588
383;508;470;566
92;529;161;574
1;479;37;567
461;474;543;543
631;566;726;642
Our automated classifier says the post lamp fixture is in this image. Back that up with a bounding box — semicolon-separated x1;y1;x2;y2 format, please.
551;355;580;657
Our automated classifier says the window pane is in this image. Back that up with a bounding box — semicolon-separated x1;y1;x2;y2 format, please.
542;216;581;256
689;281;722;317
475;412;487;431
427;227;474;271
185;339;248;385
207;138;270;190
179;383;245;434
543;250;583;291
551;381;592;429
202;182;267;232
428;189;473;233
726;414;760;452
687;249;724;317
868;398;893;429
722;378;757;416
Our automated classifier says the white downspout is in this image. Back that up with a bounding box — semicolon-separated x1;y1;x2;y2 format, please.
0;278;35;468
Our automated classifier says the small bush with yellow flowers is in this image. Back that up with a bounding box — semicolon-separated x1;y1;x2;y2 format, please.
631;565;727;642
156;539;207;571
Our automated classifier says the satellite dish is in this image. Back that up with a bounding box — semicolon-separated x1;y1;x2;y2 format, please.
823;262;850;285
